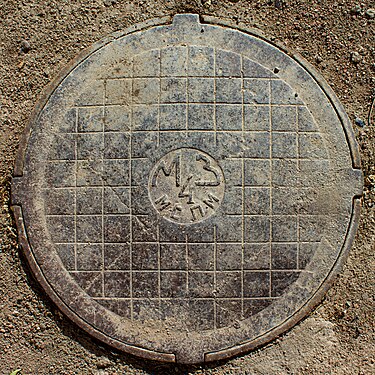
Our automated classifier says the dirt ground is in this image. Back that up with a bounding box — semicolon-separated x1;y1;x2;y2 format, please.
0;1;374;374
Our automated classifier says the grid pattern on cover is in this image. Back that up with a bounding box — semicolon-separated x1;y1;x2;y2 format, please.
43;46;330;331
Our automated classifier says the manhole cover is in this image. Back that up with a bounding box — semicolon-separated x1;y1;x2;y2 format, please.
12;14;363;364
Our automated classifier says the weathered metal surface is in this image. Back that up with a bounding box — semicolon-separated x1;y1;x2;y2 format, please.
12;14;362;364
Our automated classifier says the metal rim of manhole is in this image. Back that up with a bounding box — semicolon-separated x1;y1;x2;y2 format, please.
11;14;363;364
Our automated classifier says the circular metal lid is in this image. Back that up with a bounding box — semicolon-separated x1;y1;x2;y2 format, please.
12;14;363;364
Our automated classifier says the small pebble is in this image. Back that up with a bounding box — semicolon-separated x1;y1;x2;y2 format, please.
365;8;375;18
103;0;116;5
351;51;361;63
351;5;362;14
275;0;284;9
20;40;31;53
355;117;365;127
96;356;111;369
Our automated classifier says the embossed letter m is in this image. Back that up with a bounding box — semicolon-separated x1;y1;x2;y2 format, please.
151;155;181;187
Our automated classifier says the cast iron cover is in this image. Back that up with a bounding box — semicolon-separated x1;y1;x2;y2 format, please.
12;14;363;364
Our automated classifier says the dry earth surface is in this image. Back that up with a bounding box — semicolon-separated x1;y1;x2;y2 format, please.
0;0;374;374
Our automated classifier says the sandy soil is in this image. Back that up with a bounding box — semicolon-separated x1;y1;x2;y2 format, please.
0;1;374;374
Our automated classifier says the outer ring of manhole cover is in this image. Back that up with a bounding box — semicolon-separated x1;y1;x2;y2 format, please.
11;14;363;364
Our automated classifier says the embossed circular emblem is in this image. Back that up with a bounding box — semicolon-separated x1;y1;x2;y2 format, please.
149;148;225;224
11;14;362;364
